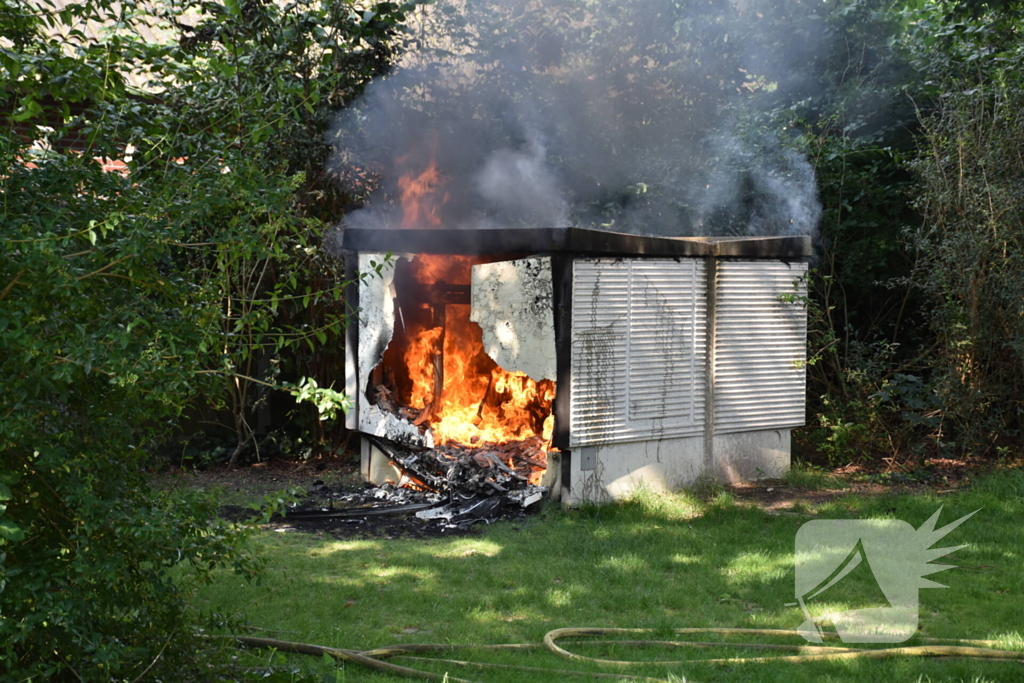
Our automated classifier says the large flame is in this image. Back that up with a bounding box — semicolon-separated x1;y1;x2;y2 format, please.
378;143;556;481
399;255;556;450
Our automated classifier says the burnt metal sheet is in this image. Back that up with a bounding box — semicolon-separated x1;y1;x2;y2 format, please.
342;226;812;259
569;258;707;447
360;404;434;447
470;257;557;382
713;260;808;434
344;251;359;431
356;254;435;447
356;253;396;390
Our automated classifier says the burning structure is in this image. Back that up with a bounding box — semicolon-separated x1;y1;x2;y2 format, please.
329;1;822;506
342;227;810;505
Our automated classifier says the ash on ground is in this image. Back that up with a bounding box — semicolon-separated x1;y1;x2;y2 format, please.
260;437;548;540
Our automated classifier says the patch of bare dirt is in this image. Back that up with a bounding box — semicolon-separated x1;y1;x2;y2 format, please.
727;480;887;513
728;457;988;514
151;453;364;504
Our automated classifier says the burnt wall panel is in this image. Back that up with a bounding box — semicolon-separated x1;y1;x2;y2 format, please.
713;260;808;434
569;258;707;447
355;253;435;447
344;251;359;430
470;256;556;381
551;255;573;451
356;253;396;387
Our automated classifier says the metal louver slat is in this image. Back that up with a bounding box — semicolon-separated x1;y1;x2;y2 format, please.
713;260;808;434
570;258;707;446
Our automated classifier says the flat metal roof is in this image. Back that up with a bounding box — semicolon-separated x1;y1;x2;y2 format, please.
341;227;812;259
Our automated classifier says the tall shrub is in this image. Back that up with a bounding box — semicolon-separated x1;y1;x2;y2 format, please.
909;69;1024;451
0;121;259;679
0;0;415;676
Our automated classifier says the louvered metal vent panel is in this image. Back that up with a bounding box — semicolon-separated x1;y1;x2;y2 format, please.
570;259;706;446
713;260;808;434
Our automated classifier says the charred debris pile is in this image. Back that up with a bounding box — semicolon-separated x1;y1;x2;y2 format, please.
284;436;547;532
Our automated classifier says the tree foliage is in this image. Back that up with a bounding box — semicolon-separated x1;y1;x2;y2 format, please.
0;0;415;677
906;14;1024;452
789;0;1024;462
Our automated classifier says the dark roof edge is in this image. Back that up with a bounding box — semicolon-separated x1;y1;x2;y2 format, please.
341;227;813;259
682;235;814;259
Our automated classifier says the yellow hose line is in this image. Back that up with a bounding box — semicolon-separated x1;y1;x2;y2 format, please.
543;627;1024;667
230;635;477;682
231;627;1024;682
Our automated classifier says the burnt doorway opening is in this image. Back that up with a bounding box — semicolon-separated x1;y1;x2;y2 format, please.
364;254;556;486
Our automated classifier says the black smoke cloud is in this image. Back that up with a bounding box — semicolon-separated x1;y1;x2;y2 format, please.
330;0;827;237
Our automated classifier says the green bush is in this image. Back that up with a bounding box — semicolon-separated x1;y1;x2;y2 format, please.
0;0;416;676
907;17;1024;454
909;83;1024;452
0;135;259;678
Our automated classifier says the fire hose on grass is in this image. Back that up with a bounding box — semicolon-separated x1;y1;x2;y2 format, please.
229;627;1024;682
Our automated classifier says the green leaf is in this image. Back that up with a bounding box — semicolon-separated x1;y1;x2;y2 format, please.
0;519;25;542
0;483;11;502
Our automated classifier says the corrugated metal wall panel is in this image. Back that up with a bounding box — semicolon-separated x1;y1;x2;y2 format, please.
570;258;707;446
713;260;808;434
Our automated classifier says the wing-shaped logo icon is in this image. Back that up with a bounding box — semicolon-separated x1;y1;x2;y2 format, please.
793;508;977;643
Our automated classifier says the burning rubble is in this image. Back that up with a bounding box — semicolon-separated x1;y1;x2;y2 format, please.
283;470;545;534
354;250;555;523
280;431;548;532
331;148;557;524
369;435;549;497
371;254;555;460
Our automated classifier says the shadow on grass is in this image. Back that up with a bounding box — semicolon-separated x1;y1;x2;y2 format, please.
195;472;1024;682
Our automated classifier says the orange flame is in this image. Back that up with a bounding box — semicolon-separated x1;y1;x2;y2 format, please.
380;138;556;478
395;134;449;229
399;256;556;451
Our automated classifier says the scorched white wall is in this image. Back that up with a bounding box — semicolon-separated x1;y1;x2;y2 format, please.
561;256;807;503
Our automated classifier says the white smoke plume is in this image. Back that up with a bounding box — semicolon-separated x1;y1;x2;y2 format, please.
329;0;827;238
475;132;569;228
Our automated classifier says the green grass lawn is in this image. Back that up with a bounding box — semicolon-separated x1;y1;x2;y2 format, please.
194;470;1024;682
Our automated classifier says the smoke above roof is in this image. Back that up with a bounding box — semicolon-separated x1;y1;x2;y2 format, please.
329;0;826;238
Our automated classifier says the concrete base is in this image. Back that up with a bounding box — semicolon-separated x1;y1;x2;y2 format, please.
359;429;790;503
563;436;705;505
559;429;791;503
712;429;791;483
